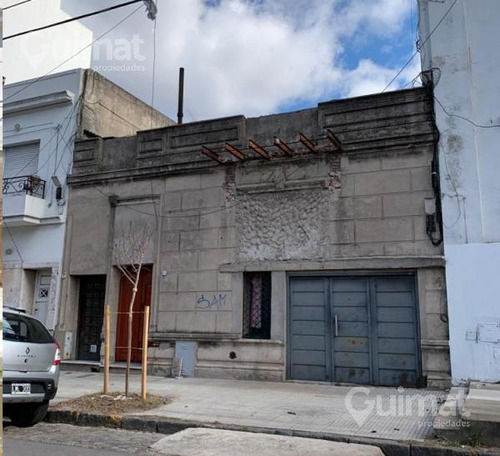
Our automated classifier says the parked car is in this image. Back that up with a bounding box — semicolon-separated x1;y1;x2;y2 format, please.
3;307;61;427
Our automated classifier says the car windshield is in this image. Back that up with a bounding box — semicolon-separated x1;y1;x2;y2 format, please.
3;313;54;344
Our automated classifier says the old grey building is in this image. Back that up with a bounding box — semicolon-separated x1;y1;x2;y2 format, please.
57;86;450;388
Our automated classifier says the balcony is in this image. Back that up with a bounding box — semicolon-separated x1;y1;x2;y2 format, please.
2;176;61;226
3;175;46;199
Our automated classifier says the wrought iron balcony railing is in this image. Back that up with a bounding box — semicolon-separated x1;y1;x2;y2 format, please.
2;175;46;199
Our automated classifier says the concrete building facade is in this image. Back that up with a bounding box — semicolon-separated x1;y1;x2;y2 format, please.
59;87;451;387
418;0;500;384
3;69;173;332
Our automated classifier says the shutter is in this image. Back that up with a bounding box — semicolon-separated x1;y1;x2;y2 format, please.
3;142;40;178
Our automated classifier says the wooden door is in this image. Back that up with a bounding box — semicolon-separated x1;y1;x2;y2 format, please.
115;267;152;363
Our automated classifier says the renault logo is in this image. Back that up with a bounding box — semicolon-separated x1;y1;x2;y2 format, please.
25;347;30;355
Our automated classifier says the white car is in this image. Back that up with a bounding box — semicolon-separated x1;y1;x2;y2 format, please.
3;307;61;427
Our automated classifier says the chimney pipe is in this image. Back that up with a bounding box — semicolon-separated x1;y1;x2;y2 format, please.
177;67;184;125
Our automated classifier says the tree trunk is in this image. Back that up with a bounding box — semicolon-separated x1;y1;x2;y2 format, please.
125;269;142;397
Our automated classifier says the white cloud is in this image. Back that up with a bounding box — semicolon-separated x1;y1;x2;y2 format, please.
343;55;422;98
5;0;420;119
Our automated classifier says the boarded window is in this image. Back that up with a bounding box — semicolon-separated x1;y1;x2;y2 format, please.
4;142;40;178
243;272;271;339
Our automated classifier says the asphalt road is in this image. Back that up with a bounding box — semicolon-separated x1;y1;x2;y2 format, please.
4;439;139;456
3;422;163;455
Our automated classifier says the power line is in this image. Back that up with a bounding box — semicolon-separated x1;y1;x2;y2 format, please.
409;0;414;56
5;4;144;102
8;96;81;178
150;15;158;129
434;96;500;129
4;0;143;40
3;0;31;10
382;0;459;93
3;100;81;265
85;100;142;130
149;15;160;228
4;223;25;265
40;98;83;179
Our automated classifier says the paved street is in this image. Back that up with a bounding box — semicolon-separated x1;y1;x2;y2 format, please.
3;423;384;456
4;440;143;456
55;370;447;441
4;422;162;455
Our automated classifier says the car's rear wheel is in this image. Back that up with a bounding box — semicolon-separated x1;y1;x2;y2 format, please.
7;401;50;427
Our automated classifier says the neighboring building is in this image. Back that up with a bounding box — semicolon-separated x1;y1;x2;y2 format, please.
59;87;451;388
418;0;500;384
3;68;174;331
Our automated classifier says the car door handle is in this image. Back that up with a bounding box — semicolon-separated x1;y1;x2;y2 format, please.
334;314;339;337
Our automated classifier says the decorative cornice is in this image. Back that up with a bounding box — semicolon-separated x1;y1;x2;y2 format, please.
220;256;445;272
4;90;75;115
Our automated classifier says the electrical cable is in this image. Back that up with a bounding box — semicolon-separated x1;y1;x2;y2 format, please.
434;95;500;129
3;98;81;267
409;0;414;56
4;0;143;40
5;97;80;179
4;223;25;265
5;4;144;102
19;97;82;178
85;100;142;130
382;0;459;93
2;0;31;10
150;15;157;130
149;14;160;230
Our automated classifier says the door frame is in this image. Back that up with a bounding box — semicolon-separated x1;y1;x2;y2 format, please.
286;271;422;386
115;265;153;363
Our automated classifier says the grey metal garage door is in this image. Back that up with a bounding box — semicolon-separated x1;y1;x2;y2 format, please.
288;276;420;387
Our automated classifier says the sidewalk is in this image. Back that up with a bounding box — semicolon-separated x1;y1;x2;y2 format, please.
54;371;445;442
433;382;500;447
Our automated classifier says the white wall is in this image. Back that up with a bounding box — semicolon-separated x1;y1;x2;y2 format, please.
3;70;85;330
419;0;500;383
3;0;92;84
446;244;500;383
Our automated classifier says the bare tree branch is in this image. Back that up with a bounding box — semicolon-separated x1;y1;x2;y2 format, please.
112;221;154;396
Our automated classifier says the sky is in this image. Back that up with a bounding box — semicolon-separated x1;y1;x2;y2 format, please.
4;0;422;122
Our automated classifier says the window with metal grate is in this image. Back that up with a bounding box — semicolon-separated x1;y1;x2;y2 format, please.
243;272;271;339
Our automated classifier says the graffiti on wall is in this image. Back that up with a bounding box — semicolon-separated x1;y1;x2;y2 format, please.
196;293;227;310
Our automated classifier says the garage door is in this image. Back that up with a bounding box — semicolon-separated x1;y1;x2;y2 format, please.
288;276;420;387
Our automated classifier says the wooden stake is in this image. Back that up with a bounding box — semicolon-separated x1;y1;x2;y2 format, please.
141;306;150;401
104;305;111;395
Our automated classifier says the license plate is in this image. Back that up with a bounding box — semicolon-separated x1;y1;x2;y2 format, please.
11;383;31;395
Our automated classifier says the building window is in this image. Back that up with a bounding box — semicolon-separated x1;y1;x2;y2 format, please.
4;142;40;178
243;272;271;339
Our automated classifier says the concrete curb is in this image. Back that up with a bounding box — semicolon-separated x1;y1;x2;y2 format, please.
45;410;500;456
